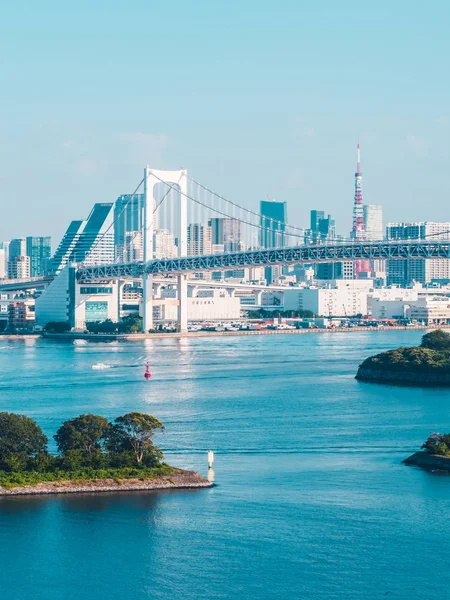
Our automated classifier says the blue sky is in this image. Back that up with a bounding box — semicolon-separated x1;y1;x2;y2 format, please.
1;0;449;245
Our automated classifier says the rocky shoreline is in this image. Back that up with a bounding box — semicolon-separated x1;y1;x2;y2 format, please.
0;469;213;496
403;452;450;472
355;367;450;386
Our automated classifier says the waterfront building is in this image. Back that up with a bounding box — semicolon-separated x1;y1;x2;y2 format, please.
284;280;372;317
7;300;35;330
386;222;450;286
151;287;241;322
36;265;118;329
50;203;114;274
406;296;450;325
26;236;51;276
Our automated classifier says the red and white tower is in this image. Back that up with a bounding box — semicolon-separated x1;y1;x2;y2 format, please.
351;142;371;277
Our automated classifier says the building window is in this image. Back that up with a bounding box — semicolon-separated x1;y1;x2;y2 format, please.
80;287;113;295
85;301;108;322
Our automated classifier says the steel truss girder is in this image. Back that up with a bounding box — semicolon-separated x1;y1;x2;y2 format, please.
76;242;450;281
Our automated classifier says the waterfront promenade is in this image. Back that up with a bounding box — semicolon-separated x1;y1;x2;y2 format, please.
3;323;446;342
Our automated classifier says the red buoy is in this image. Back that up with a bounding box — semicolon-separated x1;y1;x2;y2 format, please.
144;362;151;380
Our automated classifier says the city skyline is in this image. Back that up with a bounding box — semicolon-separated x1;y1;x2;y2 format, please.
1;2;449;242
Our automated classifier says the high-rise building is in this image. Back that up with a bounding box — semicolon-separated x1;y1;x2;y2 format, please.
209;218;242;252
306;210;336;243
187;224;211;256
260;200;287;249
0;242;9;279
8;255;30;279
386;222;450;286
9;238;26;261
114;194;145;260
26;236;51;276
350;143;371;277
260;199;287;284
8;238;29;279
363;205;383;241
153;229;177;259
50;203;114;274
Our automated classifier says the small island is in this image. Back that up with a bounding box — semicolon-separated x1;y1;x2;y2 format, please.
356;329;450;386
404;433;450;472
0;412;212;496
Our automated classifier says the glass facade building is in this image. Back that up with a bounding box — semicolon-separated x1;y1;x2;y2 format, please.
259;200;287;249
26;236;51;276
50;204;114;274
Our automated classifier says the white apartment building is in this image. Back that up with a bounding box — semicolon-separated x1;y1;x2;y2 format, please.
386;222;450;286
363;205;383;240
407;296;450;325
153;229;177;259
284;280;372;317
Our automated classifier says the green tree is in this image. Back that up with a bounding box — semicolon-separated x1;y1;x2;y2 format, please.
0;413;48;471
107;412;164;465
44;321;71;333
54;414;109;456
118;315;143;333
421;329;450;352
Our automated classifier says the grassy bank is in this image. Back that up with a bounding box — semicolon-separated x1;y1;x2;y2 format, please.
0;465;174;490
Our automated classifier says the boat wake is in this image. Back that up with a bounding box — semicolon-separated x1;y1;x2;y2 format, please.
92;363;112;370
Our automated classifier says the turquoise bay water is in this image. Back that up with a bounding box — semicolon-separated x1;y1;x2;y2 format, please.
1;331;450;599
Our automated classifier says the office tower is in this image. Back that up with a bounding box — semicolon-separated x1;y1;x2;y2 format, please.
26;236;51;276
8;255;30;279
350;143;371;277
114;194;145;260
153;229;177;259
307;210;336;243
363;205;383;240
9;238;26;260
0;242;8;279
187;223;211;256
0;242;9;278
123;232;143;262
209;218;242;252
260;199;287;248
50;203;114;274
8;238;29;279
386;222;450;286
260;199;287;284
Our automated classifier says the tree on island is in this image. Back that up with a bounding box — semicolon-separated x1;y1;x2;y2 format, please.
54;413;110;457
0;412;48;471
422;432;450;457
106;412;164;465
421;330;450;352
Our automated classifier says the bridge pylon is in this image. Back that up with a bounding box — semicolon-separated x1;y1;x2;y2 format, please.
142;167;188;333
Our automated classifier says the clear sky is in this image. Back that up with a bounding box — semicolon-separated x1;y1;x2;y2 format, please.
1;0;449;246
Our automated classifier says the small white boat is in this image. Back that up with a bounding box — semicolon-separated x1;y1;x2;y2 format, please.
92;363;111;370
